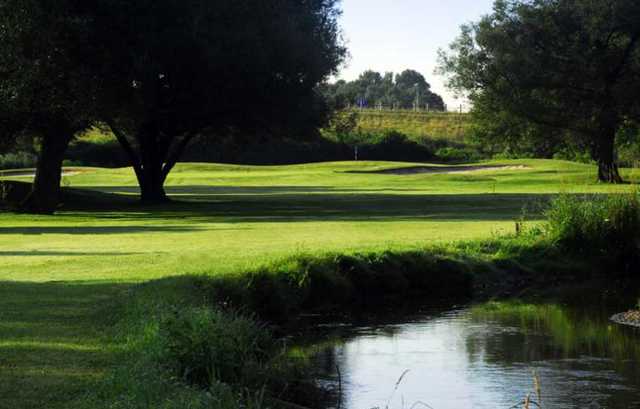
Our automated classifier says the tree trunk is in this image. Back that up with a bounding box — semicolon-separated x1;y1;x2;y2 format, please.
138;162;170;204
137;124;170;204
108;120;196;205
20;133;72;214
593;118;623;184
597;156;622;184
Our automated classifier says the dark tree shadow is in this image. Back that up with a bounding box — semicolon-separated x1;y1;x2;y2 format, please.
51;185;560;225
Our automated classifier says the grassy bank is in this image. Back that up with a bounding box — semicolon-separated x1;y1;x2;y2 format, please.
354;109;471;142
1;160;640;408
65;212;639;408
56;112;474;169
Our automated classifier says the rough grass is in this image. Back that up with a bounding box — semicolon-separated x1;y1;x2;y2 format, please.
354;110;471;142
1;159;640;408
545;192;640;264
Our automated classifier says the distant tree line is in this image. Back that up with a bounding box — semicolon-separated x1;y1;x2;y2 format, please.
320;69;446;111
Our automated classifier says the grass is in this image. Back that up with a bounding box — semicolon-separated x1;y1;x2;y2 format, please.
1;159;640;408
3;159;638;282
354;109;471;141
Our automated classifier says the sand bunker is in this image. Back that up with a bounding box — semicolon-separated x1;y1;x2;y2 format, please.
348;165;530;175
0;169;82;178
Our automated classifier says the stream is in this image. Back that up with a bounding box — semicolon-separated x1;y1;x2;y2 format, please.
303;288;640;409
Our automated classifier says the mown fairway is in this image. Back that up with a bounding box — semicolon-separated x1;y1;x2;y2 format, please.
1;159;639;408
3;159;639;282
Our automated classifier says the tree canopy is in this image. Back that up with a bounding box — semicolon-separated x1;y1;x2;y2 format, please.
321;69;446;111
439;0;640;182
1;0;346;209
98;0;346;203
0;0;100;212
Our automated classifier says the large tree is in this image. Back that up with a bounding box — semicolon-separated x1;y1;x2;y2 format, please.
96;0;346;203
0;0;98;213
439;0;640;182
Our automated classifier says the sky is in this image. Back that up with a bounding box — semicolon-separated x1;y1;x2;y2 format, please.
335;0;495;110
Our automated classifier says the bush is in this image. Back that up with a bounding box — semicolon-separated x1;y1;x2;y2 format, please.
82;302;315;409
545;193;640;267
552;148;593;164
435;146;481;162
160;308;276;389
0;152;37;170
357;130;436;162
327;110;359;140
65;139;129;167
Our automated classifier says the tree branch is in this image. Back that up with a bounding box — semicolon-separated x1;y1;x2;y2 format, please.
106;118;144;185
161;131;197;183
609;32;640;83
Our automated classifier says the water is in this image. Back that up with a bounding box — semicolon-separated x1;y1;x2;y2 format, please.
305;294;640;409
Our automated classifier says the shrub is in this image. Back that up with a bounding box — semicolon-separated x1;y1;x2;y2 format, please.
0;151;37;169
545;193;640;267
435;146;481;162
65;139;129;167
327;110;359;139
376;129;410;145
159;308;277;389
358;130;435;162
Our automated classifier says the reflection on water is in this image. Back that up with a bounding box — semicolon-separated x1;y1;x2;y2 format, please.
307;298;640;409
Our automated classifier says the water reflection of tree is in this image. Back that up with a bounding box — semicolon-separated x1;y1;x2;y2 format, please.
468;302;640;408
469;302;640;363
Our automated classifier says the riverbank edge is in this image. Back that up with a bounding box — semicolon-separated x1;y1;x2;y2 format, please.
71;232;633;409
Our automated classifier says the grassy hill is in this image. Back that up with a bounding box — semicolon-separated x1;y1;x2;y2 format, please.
354;109;472;142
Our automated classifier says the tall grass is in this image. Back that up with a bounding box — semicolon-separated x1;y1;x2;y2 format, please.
354;109;471;141
74;301;316;409
545;193;640;267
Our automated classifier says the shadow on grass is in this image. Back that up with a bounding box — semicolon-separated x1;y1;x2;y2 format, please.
0;281;130;409
0;251;143;256
53;185;558;224
0;225;211;235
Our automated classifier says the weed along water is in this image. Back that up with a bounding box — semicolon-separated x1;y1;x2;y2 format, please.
303;291;640;409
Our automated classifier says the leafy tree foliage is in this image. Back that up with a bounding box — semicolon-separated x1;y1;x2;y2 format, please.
0;0;99;213
2;0;346;207
321;69;445;111
439;0;640;182
469;93;569;158
98;0;346;203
